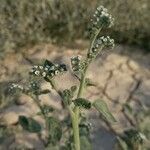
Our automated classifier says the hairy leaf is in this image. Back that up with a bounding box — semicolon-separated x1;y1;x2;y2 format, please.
79;123;90;136
39;89;51;95
47;117;62;144
19;115;41;133
124;129;145;145
44;60;54;68
70;85;77;94
80;136;92;150
85;78;96;87
45;144;60;150
123;103;133;114
74;98;91;109
93;99;116;123
61;89;73;105
42;105;54;114
116;137;128;150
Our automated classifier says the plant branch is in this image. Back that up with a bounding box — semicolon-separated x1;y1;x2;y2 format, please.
71;28;102;150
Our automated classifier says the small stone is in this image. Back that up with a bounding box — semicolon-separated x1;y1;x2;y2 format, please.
128;60;140;72
15;94;29;105
9;131;45;150
0;112;18;126
105;70;134;103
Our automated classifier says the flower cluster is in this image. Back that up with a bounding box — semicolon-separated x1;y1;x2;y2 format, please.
28;81;41;94
124;129;146;145
87;36;114;59
99;36;114;47
91;6;114;29
71;56;86;72
9;83;24;93
30;60;67;79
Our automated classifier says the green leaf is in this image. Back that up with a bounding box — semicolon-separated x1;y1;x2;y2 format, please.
93;99;116;123
42;105;54;114
70;85;77;94
44;60;54;68
44;77;51;82
19;115;41;133
123;103;133;114
61;89;73;106
45;144;59;150
116;136;128;150
79;123;90;136
39;89;51;95
74;98;91;109
47;117;62;144
85;78;96;87
36;105;54;116
80;136;92;150
124;129;146;145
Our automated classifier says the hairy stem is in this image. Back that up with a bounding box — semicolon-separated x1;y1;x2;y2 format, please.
88;28;102;54
71;108;80;150
47;29;101;149
72;67;88;150
72;28;102;150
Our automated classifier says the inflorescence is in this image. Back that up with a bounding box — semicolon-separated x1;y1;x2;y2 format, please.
30;60;67;79
71;55;86;72
9;83;24;92
9;81;41;95
87;36;114;59
91;5;114;29
7;6;119;150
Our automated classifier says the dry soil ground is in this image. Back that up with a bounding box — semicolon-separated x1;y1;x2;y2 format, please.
0;42;150;150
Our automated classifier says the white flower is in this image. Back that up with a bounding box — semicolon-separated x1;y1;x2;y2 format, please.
50;73;54;77
42;72;46;77
55;70;59;75
96;44;99;48
95;11;98;15
35;70;40;76
71;60;77;65
44;67;48;71
39;66;43;70
49;66;55;70
33;65;38;68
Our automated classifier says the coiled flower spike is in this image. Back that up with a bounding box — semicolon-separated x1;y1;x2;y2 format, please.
71;55;86;72
91;6;114;29
87;36;114;59
30;60;67;80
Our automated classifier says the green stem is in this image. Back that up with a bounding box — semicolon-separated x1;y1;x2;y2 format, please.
71;109;80;150
77;68;88;98
72;27;102;150
88;28;102;54
49;79;62;96
47;28;101;149
49;79;80;150
72;67;88;150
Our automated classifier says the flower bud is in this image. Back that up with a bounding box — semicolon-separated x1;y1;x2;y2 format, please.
89;5;114;37
71;55;85;72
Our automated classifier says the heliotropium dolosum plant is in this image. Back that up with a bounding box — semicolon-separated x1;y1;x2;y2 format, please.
9;5;116;150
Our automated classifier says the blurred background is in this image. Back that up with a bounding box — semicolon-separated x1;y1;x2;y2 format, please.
0;0;149;55
0;0;150;150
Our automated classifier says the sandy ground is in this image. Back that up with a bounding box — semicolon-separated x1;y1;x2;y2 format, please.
0;42;150;149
